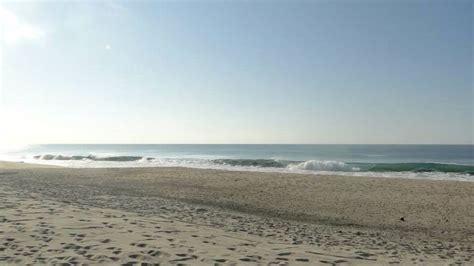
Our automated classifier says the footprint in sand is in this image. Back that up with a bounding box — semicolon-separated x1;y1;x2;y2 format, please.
169;255;198;262
128;253;155;261
130;242;147;248
146;250;161;256
295;258;309;262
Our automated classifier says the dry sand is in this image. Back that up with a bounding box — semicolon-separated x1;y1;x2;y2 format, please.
0;162;473;265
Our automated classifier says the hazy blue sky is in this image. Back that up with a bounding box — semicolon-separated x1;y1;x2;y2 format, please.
0;0;472;145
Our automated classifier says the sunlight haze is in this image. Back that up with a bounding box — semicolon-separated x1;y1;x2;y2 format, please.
1;1;472;145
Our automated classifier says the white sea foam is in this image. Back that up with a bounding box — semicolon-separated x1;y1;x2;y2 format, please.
1;153;473;182
0;148;474;182
286;160;360;171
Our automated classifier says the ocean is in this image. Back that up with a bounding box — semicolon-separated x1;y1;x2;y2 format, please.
1;144;473;181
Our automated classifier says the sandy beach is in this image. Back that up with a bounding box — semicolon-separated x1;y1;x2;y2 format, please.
4;0;472;264
0;162;472;265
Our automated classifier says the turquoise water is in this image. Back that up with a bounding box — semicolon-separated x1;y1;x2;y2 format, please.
1;144;473;181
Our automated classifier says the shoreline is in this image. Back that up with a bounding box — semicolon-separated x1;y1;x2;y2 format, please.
1;159;473;183
1;162;473;232
0;162;473;264
0;160;63;169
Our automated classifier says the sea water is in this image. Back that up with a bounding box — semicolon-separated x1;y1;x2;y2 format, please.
1;144;473;181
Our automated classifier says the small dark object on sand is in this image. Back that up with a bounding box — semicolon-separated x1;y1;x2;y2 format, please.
400;217;405;222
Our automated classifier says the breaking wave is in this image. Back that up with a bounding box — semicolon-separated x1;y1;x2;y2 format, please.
287;160;359;171
29;154;474;177
360;162;474;174
33;154;147;162
212;159;289;168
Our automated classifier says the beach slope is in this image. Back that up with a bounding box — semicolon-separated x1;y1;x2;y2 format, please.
0;163;472;264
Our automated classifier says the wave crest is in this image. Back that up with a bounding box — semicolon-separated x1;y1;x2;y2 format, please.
287;160;360;171
212;159;287;168
30;154;474;176
33;154;143;162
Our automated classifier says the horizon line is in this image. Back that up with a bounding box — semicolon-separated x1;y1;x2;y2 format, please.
25;143;474;146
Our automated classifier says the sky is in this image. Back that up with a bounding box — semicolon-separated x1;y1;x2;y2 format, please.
0;0;472;145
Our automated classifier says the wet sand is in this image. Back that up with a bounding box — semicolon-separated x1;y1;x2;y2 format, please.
0;161;61;169
0;162;472;264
